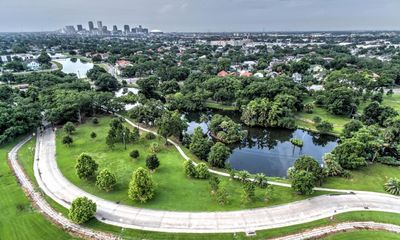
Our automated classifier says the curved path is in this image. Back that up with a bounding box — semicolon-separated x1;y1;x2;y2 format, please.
32;117;400;234
8;136;116;240
273;222;400;240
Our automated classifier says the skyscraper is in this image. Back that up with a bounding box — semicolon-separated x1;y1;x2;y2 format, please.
88;21;94;31
112;25;118;32
124;25;130;33
97;21;103;30
77;25;83;31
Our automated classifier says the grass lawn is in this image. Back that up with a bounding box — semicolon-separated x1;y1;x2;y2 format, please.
382;93;400;113
323;230;400;240
56;116;327;211
323;163;400;193
15;136;400;239
205;101;238;111
0;139;75;240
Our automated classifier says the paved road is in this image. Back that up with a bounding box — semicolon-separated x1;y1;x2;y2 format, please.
8;136;116;240
33;125;400;234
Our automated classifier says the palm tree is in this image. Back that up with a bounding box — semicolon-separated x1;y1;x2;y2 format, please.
384;178;400;195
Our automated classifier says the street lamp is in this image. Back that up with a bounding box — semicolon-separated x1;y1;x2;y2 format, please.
123;130;126;150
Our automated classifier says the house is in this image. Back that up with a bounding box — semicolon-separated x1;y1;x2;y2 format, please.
292;72;302;83
27;60;40;71
217;70;229;77
115;60;132;75
266;71;279;78
254;72;264;78
240;71;253;77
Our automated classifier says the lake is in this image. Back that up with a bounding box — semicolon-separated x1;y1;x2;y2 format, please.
185;110;338;177
55;58;93;78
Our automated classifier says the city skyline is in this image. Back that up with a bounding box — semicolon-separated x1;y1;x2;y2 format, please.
1;0;400;32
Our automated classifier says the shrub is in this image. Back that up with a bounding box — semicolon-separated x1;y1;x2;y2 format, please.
149;142;161;153
63;122;76;135
237;170;250;183
264;185;274;202
254;173;268;188
316;120;333;133
75;153;98;180
183;160;196;178
146;154;160;171
68;197;96;224
128;167;155;202
92;117;99;124
209;176;220;194
195;163;210;179
90;132;97;139
62;135;73;146
96;169;117;192
144;132;156;140
130;150;140;159
291;170;315;195
241;181;255;204
312;116;322;124
384;178;400;196
304;103;314;113
216;187;229;206
290;138;303;147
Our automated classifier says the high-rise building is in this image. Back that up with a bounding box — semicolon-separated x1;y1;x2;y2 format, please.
124;25;130;33
88;21;94;31
112;25;118;32
64;26;76;34
97;21;103;30
77;25;83;31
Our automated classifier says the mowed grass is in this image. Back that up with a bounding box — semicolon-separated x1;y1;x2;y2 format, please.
56;116;327;211
0;139;75;240
323;163;400;193
383;93;400;113
323;230;400;240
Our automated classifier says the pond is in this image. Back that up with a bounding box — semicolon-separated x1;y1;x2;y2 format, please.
55;58;93;78
115;87;139;111
184;110;338;177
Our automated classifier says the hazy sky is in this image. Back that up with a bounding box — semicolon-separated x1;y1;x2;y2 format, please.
1;0;400;32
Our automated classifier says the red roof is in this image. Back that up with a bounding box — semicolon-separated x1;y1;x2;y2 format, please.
217;70;229;77
116;60;131;68
240;71;253;77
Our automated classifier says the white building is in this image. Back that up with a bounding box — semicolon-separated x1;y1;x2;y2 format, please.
27;60;40;71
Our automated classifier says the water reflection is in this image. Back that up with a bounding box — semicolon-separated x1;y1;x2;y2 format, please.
184;110;338;177
54;58;93;78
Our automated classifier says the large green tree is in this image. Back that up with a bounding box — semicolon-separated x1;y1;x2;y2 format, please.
75;153;98;180
128;167;155;203
68;197;96;224
208;142;230;168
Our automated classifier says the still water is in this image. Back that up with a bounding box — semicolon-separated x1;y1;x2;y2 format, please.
185;111;338;177
55;58;93;78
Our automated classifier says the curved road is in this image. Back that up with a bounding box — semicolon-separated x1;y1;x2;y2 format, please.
34;122;400;233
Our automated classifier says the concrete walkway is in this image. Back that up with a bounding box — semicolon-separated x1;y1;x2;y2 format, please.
8;136;116;240
32;124;400;234
274;221;400;240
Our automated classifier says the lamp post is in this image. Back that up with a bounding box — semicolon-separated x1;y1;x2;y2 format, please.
123;130;126;150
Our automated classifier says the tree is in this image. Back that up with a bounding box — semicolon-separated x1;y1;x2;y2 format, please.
216;187;229;206
384;178;400;195
189;127;211;161
137;76;159;98
342;119;363;138
208;142;230;168
362;101;398;126
92;117;99;124
62;135;73;147
324;87;358;116
241;181;255;204
75;153;98;180
209;176;220;194
254;173;268;188
304;103;314;113
63;122;76;135
94;73;120;92
68;197;96;224
264;185;275;202
183;160;196;178
322;153;344;177
316;120;333;133
96;169;117;192
209;114;247;144
130;150;139;159
332;139;367;169
149;142;160;153
293;156;324;185
146;154;160;171
128;167;155;203
291;170;315;195
37;51;51;65
195;163;210;179
90;132;97;139
156;111;187;142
